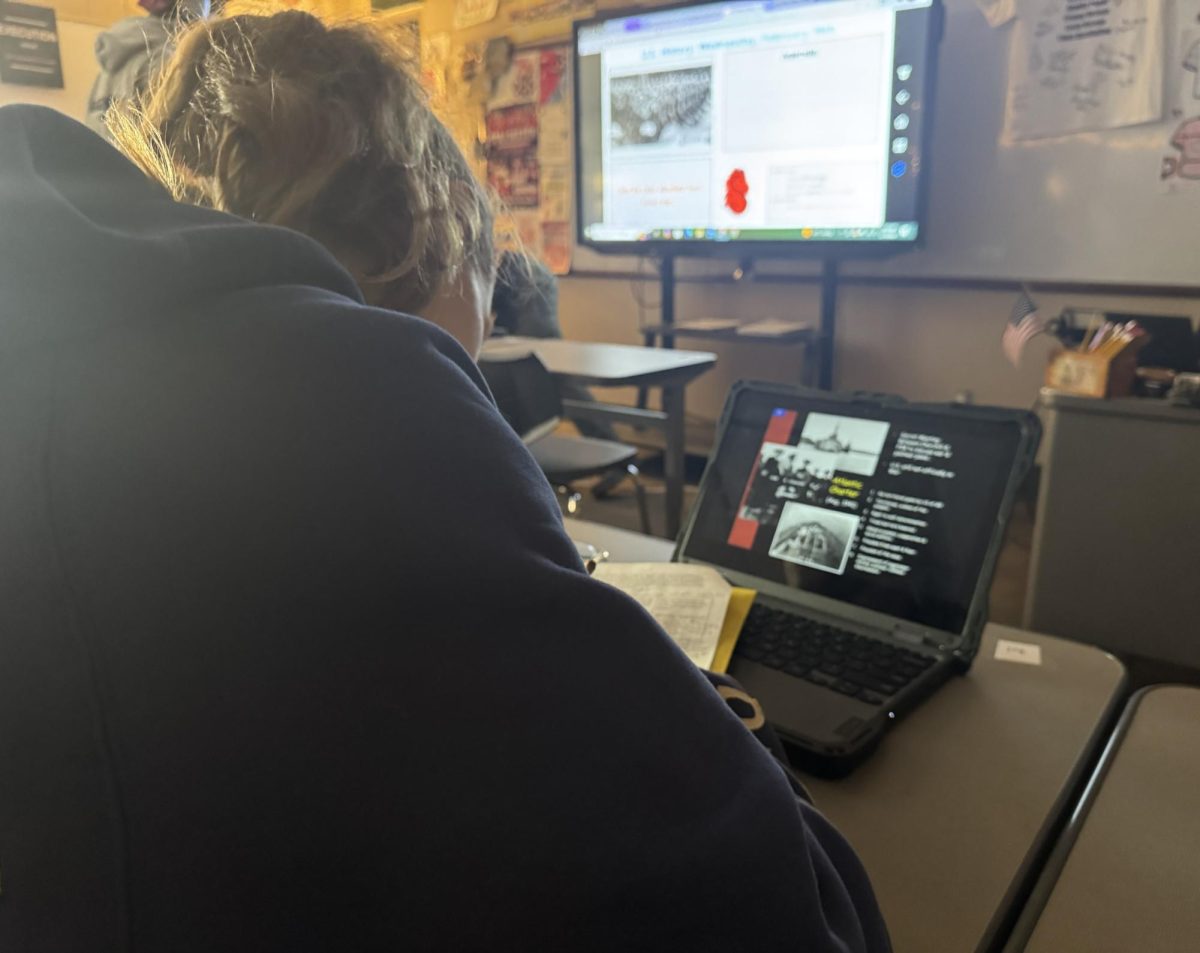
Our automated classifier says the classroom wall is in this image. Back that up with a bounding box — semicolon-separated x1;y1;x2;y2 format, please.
556;276;1199;418
412;0;1200;418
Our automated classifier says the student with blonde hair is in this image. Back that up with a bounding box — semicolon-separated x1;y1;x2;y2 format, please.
109;9;497;356
0;11;888;951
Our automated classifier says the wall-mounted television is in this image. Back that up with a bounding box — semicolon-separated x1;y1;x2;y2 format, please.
574;0;943;258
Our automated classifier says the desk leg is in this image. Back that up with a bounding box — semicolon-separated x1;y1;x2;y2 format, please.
662;384;686;539
802;338;818;389
637;328;655;410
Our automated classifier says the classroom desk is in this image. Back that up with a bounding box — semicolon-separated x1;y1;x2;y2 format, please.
565;517;677;562
1006;685;1200;953
564;518;1128;953
482;338;716;538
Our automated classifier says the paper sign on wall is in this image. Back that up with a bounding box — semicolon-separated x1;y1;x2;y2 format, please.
454;0;499;30
1005;0;1164;141
541;221;571;275
1162;22;1200;189
490;49;539;107
540;164;571;220
0;2;62;89
420;32;451;100
509;0;595;26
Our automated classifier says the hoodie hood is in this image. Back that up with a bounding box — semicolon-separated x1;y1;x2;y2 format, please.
0;105;363;350
93;14;171;73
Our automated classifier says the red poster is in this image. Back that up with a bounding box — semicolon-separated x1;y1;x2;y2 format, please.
539;48;567;104
486;104;539;209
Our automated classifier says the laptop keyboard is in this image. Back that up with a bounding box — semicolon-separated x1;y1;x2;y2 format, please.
734;603;936;706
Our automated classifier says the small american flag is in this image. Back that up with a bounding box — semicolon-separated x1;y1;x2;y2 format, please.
1002;288;1046;366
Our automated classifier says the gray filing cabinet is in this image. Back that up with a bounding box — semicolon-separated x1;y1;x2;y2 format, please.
1025;389;1200;668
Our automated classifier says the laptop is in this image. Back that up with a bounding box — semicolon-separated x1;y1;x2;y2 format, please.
675;383;1041;774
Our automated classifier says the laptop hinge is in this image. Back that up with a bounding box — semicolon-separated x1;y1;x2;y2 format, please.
891;622;946;652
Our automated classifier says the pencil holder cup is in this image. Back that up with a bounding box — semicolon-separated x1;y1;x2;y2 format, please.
1045;349;1138;398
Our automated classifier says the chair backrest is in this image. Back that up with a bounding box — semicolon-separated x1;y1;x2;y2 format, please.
477;352;563;444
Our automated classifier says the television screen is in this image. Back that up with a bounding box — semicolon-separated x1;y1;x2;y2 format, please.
574;0;942;255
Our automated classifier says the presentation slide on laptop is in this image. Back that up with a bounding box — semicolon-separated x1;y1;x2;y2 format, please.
728;407;957;578
684;396;1026;635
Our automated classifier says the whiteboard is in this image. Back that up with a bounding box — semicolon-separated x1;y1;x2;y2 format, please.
840;0;1200;287
571;0;1200;289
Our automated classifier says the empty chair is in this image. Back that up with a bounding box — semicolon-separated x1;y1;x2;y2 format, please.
479;352;651;534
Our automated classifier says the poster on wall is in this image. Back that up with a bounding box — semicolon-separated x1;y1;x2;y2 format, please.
0;2;62;89
485;44;574;274
508;0;595;26
1004;0;1164;141
537;47;570;162
420;32;451;101
376;4;421;61
486;103;540;208
540;221;571;274
539;163;570;220
1161;0;1200;190
535;46;573;274
1162;29;1200;188
454;0;500;30
490;49;539;107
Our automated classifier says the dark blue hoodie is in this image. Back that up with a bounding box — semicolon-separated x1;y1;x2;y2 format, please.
0;105;889;953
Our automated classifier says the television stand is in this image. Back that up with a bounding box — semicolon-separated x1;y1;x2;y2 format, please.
639;255;840;394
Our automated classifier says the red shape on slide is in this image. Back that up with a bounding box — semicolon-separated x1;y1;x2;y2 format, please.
763;410;798;444
725;168;749;215
726;409;798;550
727;517;758;549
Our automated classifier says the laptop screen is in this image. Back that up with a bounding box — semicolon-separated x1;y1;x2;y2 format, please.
682;387;1026;635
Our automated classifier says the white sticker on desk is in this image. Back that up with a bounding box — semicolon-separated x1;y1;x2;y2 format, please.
994;639;1042;666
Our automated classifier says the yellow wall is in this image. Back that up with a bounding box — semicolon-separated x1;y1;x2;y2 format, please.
52;0;139;29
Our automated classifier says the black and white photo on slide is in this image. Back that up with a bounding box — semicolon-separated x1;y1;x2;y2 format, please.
769;502;860;575
797;413;891;478
609;66;712;148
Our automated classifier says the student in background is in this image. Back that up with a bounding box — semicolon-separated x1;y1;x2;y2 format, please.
491;250;618;440
492;250;560;339
0;11;888;952
85;0;211;140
